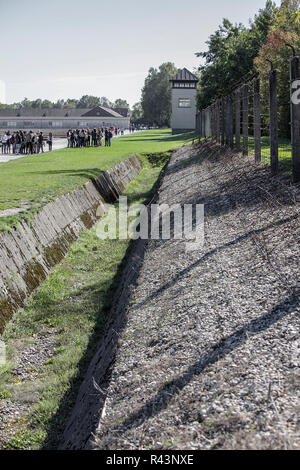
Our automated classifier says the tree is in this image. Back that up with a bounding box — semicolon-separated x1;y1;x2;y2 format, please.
255;0;300;137
131;102;144;124
41;100;53;108
141;62;178;126
196;1;276;109
53;99;65;109
99;96;113;108
64;98;79;108
31;99;42;108
76;95;101;108
113;98;130;109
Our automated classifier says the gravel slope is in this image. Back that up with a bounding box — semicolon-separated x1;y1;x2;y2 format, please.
91;141;300;450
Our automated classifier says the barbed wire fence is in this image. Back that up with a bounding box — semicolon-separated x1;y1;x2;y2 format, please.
196;49;300;184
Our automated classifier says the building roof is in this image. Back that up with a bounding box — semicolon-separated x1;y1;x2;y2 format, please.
170;68;199;82
0;106;125;119
113;107;130;117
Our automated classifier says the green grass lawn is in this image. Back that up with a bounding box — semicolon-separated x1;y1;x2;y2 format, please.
0;129;197;232
246;136;292;172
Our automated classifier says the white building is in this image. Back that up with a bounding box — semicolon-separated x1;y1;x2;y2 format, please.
0;106;130;134
170;68;199;134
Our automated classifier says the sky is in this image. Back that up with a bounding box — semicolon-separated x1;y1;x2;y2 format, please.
0;0;281;107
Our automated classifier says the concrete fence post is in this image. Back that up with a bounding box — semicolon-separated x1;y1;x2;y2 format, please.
221;97;225;146
229;95;234;148
216;99;220;143
253;78;261;163
213;103;217;141
243;84;249;156
211;104;214;140
225;97;229;146
290;55;300;183
235;88;241;152
269;69;279;175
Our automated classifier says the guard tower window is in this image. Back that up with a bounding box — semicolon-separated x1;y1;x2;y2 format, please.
173;82;196;88
178;98;191;108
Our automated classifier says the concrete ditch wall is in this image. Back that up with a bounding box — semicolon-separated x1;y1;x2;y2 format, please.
0;155;142;333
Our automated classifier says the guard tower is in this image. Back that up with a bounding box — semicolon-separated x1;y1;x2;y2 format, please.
170;68;198;134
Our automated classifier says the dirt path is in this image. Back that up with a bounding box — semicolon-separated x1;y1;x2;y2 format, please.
62;141;300;450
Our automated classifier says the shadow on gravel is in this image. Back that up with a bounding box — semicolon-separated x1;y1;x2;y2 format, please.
108;293;299;434
131;213;299;312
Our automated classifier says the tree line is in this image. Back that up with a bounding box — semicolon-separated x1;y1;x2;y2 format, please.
0;96;130;111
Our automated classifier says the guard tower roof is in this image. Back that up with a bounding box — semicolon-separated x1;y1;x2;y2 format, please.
170;68;199;82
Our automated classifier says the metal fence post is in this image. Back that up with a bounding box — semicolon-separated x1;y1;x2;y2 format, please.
243;84;249;156
290;55;300;183
269;69;279;175
235;88;241;152
253;78;261;163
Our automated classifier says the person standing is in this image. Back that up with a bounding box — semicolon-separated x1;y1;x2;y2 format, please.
67;129;71;148
108;129;112;147
47;132;53;151
70;130;75;148
16;131;22;154
6;132;11;154
1;132;8;154
38;132;44;153
10;133;16;154
91;128;97;147
26;131;33;155
21;131;26;154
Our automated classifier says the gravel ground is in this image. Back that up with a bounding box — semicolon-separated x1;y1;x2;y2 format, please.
92;141;300;450
0;329;58;446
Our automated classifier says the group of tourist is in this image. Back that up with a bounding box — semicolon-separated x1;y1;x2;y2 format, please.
66;127;123;148
0;125;136;156
1;130;53;155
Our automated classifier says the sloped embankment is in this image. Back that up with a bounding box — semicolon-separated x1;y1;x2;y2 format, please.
62;140;299;450
0;156;141;333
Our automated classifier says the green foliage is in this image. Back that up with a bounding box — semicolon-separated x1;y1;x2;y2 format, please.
0;95;128;110
4;429;47;450
196;1;276;109
255;0;300;138
131;102;144;124
114;98;130;109
141;62;178;126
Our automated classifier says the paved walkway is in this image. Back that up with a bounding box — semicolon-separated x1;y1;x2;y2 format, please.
61;141;300;450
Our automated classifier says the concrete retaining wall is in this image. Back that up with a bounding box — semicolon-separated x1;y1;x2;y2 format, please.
0;155;142;333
